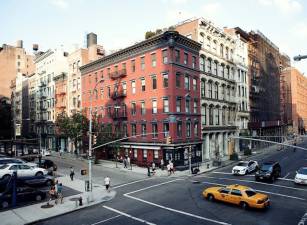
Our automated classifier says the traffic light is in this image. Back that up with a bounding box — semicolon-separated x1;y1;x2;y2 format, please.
93;134;97;145
166;136;172;144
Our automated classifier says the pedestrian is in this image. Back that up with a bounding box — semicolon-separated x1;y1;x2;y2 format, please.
170;161;174;174
147;165;151;177
127;156;131;168
104;176;111;192
123;157;127;168
167;163;171;176
293;141;297;152
160;159;164;171
57;182;63;204
48;185;56;205
152;162;156;175
70;167;75;181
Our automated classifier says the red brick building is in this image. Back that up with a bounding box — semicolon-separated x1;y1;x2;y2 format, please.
80;31;202;169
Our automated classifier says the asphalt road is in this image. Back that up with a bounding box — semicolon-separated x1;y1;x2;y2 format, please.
34;142;307;225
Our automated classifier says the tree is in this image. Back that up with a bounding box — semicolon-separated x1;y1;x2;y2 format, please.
0;97;12;139
145;31;156;39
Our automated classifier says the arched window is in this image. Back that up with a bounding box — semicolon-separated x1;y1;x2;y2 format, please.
213;61;218;75
209;106;214;125
207;36;211;49
215;107;220;125
208;81;213;98
220;44;224;57
225;47;229;60
200;56;205;72
207;59;212;73
201;80;206;98
214;83;219;99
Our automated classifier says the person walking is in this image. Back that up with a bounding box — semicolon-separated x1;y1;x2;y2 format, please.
123;157;127;168
70;167;75;181
293;141;297;152
48;185;56;205
127;156;131;169
160;159;164;171
152;162;156;175
167;163;171;176
147;165;151;177
104;176;111;192
170;161;174;174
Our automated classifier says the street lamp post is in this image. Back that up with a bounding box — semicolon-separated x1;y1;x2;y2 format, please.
88;79;104;200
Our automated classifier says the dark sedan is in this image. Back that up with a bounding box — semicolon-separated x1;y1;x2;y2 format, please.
34;159;57;173
0;186;47;208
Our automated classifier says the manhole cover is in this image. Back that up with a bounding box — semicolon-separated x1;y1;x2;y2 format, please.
70;197;80;201
41;204;54;208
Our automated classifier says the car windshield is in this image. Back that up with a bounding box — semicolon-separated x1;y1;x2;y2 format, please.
237;162;248;167
260;164;272;172
0;164;9;169
298;168;307;175
245;189;257;197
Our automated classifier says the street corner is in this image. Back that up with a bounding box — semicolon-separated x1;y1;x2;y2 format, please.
101;190;117;202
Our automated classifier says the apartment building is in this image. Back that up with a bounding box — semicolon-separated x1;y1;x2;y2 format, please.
281;67;307;134
34;48;68;150
175;18;239;163
0;40;35;97
80;31;202;168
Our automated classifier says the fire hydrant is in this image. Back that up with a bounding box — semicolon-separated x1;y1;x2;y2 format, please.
79;196;83;206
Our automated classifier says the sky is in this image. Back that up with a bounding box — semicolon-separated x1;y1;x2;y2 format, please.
1;0;307;74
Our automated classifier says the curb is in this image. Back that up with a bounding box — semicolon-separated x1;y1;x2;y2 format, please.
23;192;116;225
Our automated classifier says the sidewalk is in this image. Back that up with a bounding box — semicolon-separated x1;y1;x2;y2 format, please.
0;176;116;225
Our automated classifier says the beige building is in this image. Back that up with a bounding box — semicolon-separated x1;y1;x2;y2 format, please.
280;67;307;134
0;41;35;97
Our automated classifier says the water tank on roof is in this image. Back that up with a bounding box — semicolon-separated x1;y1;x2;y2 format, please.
33;44;39;51
16;40;23;48
87;33;97;47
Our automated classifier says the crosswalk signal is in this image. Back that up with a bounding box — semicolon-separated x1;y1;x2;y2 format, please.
166;136;172;144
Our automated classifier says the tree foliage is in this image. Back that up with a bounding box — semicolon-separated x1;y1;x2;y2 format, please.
145;31;156;39
0;97;12;139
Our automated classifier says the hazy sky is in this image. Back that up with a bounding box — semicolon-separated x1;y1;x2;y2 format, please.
1;0;307;73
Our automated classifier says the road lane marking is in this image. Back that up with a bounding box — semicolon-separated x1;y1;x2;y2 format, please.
103;205;156;225
201;181;306;201
124;194;231;225
124;179;183;195
113;178;154;189
283;172;290;179
212;171;254;177
203;175;307;192
90;215;122;225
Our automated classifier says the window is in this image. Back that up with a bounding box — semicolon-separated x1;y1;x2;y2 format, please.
208;82;212;98
186;122;191;137
175;49;180;63
154;150;159;159
151;53;156;67
177;121;182;137
122;63;126;72
230;189;242;196
152;76;157;89
222;108;226;125
123;123;128;136
122;83;127;95
176;98;181;112
143;149;148;159
201;80;205;98
107;68;111;77
163;73;169;88
107;87;111;98
141;101;146;115
207;59;212;73
209;106;214;125
184;53;188;65
213;61;218;75
225;47;229;60
141;124;146;136
163;122;169;137
226;67;230;79
193;99;198;113
131;102;136;115
163;98;169;113
162;49;168;64
184;75;190;90
214;83;219;99
220;65;225;77
194;122;198;137
213;40;217;52
219;188;230;194
200;57;206;72
131;60;136;72
152;123;158;138
152;99;157;114
193;78;197;91
207;36;211;48
220;44;224;57
131;123;136;136
141;78;146;91
141;56;145;70
185;98;190;113
131;80;136;94
202;105;207;125
176;73;181;88
215;108;220;125
192;56;196;69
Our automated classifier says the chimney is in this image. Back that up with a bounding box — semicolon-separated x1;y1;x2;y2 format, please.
87;33;97;48
16;40;23;48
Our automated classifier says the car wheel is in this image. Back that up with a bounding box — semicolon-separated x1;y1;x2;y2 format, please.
35;172;43;176
207;194;215;201
2;174;11;180
35;195;42;201
1;201;9;208
240;202;249;210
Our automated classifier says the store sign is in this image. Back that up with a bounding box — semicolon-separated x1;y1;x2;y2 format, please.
15;124;21;136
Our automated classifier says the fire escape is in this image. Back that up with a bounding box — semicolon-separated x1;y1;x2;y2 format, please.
109;69;127;137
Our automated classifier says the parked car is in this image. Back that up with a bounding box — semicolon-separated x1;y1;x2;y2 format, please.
202;184;270;209
0;163;48;180
0;158;37;168
34;159;57;171
0;185;47;208
232;161;258;175
294;167;307;185
0;175;53;189
255;161;281;182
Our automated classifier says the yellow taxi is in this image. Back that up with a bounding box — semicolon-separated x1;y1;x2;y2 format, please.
202;184;270;209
